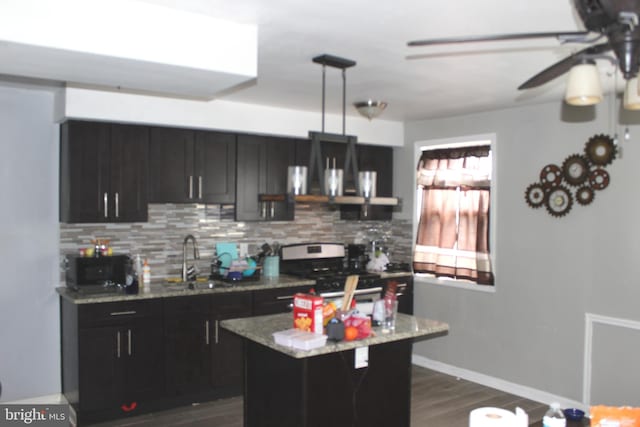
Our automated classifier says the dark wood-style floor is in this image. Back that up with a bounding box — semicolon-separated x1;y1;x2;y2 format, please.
88;366;548;427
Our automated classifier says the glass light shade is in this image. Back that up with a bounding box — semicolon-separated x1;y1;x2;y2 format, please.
624;77;640;110
564;63;602;106
287;166;307;195
358;171;377;198
354;100;387;120
324;168;343;197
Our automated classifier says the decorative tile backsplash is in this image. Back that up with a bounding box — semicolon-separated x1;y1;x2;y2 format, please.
59;203;412;284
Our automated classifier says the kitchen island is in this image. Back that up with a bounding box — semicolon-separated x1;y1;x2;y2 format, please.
221;313;448;427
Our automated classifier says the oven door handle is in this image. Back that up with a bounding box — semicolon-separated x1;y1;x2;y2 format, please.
320;287;383;299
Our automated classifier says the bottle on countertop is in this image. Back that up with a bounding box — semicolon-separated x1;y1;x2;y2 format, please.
142;258;151;290
543;403;566;427
135;254;143;284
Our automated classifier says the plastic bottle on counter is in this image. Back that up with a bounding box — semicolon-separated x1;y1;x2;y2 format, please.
135;254;143;283
542;403;566;427
142;259;151;290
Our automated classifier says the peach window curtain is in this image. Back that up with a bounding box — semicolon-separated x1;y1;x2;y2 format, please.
413;145;494;286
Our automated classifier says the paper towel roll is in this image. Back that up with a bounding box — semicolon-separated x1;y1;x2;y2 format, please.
469;407;528;427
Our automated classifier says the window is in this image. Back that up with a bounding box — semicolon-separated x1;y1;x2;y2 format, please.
413;139;494;286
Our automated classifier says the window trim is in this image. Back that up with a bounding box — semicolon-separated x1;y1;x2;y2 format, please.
412;133;498;292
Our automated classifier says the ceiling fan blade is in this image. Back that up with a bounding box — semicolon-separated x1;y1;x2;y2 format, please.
517;43;612;89
408;31;589;47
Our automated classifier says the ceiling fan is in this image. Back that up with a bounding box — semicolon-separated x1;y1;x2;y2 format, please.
407;0;640;90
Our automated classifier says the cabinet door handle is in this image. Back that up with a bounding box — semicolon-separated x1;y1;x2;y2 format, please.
104;193;108;218
215;320;219;345
205;320;210;345
198;176;203;199
270;202;275;218
275;295;296;300
115;192;119;218
116;331;121;358
127;329;132;356
189;176;194;199
110;310;137;316
260;202;267;218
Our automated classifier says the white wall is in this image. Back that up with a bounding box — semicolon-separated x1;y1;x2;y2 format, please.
401;99;640;405
0;83;60;401
59;87;405;147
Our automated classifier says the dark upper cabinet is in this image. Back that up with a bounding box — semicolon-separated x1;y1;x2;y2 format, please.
148;127;236;204
60;121;149;223
196;131;236;203
236;134;295;221
110;125;150;221
341;144;394;220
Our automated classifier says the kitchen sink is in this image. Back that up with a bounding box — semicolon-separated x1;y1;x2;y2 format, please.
163;281;216;291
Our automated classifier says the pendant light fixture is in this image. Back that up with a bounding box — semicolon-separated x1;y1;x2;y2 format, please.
308;54;360;195
564;59;603;106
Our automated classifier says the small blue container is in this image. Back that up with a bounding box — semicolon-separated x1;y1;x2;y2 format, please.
563;408;585;422
263;256;279;278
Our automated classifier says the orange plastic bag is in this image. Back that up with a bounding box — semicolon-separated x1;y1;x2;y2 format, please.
590;406;640;427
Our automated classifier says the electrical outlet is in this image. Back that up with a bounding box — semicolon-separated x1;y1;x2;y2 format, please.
355;346;368;369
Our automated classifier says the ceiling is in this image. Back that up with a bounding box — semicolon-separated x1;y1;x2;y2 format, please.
138;0;607;121
6;0;627;122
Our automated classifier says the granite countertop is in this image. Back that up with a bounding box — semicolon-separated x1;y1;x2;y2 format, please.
220;312;449;359
56;271;415;305
56;275;316;304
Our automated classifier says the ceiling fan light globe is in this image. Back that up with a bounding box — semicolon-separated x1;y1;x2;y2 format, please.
624;77;640;110
564;63;602;106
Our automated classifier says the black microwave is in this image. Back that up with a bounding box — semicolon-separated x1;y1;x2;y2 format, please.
66;255;129;290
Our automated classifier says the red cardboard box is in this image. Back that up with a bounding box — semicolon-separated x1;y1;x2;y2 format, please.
293;293;324;334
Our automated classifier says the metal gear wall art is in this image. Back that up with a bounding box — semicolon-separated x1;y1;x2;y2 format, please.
524;133;617;218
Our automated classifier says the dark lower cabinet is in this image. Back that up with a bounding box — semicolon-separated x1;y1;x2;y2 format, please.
211;293;252;390
62;283;407;425
252;285;315;315
62;299;164;425
163;293;251;399
62;292;252;426
164;296;212;396
244;339;412;427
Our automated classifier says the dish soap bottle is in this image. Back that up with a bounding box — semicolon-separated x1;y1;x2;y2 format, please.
543;402;566;427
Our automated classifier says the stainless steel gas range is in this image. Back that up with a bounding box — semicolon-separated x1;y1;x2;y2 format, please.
279;242;413;313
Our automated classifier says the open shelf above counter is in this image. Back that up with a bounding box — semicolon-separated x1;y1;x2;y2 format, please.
258;193;400;206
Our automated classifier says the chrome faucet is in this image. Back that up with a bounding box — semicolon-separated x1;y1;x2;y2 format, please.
182;234;200;282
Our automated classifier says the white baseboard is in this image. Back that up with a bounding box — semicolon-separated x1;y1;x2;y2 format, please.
5;393;67;405
412;354;587;412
